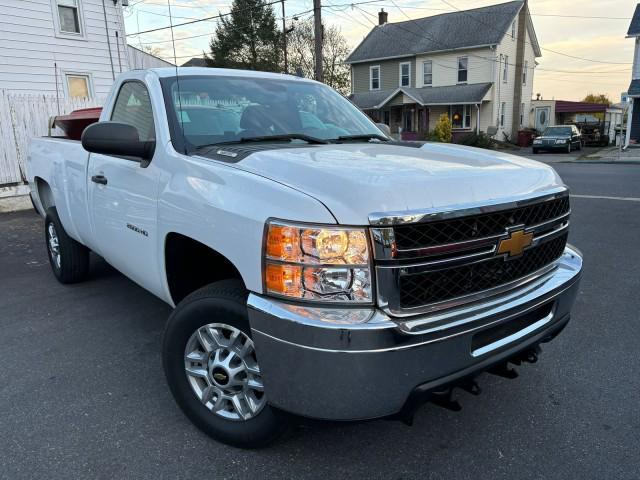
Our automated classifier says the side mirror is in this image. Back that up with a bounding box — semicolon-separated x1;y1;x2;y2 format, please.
81;122;155;164
376;123;391;136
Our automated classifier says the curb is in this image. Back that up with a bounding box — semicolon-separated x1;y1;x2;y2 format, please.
0;194;33;213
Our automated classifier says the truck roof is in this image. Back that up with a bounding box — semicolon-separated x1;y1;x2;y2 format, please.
146;67;317;83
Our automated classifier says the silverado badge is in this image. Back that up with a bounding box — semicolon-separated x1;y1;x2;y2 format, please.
497;229;533;258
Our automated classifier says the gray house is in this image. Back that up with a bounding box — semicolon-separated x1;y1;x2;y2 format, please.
346;1;541;141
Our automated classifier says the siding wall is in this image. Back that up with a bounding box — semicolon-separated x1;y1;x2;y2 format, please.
0;0;129;97
414;48;494;88
492;15;537;138
351;57;416;92
128;45;174;70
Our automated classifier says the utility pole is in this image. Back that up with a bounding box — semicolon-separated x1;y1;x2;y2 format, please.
281;0;288;72
313;0;323;82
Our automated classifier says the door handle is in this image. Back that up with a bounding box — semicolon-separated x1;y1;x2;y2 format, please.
91;175;108;185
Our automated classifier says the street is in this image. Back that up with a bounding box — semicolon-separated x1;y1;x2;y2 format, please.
0;163;638;479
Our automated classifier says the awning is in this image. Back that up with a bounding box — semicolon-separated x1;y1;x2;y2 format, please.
349;83;492;110
554;100;607;113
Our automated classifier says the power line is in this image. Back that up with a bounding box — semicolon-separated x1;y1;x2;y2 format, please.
355;5;630;77
127;0;284;36
365;4;631;20
437;0;632;65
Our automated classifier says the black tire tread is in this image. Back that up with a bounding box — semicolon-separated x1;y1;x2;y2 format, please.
45;207;90;284
162;280;288;448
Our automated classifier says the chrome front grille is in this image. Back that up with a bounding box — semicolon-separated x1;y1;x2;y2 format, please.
370;190;571;316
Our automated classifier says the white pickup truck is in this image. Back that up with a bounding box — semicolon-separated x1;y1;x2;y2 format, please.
27;68;582;448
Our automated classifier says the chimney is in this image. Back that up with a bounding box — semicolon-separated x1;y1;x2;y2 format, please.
378;9;388;25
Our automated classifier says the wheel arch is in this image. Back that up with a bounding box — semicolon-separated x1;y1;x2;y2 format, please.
164;232;247;306
34;176;55;215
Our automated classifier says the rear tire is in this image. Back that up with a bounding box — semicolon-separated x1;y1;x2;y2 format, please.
45;207;90;284
532;148;539;154
163;280;289;448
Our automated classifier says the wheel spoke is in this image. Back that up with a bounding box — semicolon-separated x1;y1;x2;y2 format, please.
185;350;207;364
246;362;260;376
196;328;214;353
185;365;208;379
247;378;264;392
231;395;250;420
200;385;217;404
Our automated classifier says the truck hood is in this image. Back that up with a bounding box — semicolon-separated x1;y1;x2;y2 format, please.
225;142;564;225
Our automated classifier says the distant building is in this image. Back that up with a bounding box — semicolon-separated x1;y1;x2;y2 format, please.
345;1;541;142
181;57;210;67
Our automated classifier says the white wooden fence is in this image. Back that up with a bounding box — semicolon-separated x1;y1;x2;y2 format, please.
0;90;105;186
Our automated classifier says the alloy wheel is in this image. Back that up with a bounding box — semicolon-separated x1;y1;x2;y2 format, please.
184;323;266;421
47;223;61;269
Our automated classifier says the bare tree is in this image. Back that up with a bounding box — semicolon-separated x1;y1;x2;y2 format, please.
287;19;350;94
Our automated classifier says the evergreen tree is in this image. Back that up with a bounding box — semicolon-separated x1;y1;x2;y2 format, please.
208;0;281;72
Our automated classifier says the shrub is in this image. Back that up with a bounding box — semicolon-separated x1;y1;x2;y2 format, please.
460;131;495;150
432;113;452;143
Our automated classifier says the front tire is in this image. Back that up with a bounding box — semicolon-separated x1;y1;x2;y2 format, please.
533;148;539;154
45;207;89;284
162;280;288;448
567;143;571;153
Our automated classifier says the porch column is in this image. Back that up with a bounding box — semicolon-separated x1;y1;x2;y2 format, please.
624;99;634;149
476;104;480;134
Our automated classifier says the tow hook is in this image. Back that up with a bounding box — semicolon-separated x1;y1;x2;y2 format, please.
395;344;544;425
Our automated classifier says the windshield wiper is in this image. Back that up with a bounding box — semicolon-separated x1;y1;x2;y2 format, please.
197;134;329;150
333;134;390;143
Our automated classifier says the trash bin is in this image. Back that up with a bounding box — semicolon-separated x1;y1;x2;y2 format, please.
517;130;535;147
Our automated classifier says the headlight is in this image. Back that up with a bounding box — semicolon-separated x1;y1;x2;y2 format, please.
533;139;542;144
555;139;567;144
263;220;373;303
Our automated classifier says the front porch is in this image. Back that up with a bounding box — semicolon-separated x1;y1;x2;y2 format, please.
349;83;493;141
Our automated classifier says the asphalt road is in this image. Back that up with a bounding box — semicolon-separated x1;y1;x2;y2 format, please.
1;163;639;479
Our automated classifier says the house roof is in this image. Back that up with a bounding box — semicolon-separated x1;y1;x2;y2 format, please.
349;83;493;109
346;1;538;64
627;4;640;36
628;79;640;96
181;57;210;67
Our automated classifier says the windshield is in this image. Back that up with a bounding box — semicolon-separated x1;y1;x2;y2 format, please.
543;127;572;136
160;75;385;152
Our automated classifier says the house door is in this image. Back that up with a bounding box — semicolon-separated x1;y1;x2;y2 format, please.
535;107;551;131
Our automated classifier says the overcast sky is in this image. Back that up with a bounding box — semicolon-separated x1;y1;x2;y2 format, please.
123;0;638;102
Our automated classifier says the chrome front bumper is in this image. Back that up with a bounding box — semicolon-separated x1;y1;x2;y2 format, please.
247;246;583;421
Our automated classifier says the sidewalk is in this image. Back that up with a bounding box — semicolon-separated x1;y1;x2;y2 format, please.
0;185;32;213
580;146;640;164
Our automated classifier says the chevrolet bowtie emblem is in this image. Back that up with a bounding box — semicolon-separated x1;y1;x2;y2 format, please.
497;229;533;258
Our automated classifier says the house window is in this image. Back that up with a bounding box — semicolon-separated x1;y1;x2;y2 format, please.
503;55;509;83
457;57;468;83
511;20;516;40
370;66;380;90
66;74;91;98
423;61;432;86
399;62;410;87
523;60;528;85
520;102;525;125
500;102;506;127
450;105;471;129
57;0;81;34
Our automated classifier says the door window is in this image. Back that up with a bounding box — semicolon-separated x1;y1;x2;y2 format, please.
111;82;155;142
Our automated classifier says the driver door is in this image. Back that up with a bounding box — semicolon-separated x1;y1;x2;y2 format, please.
88;81;163;294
